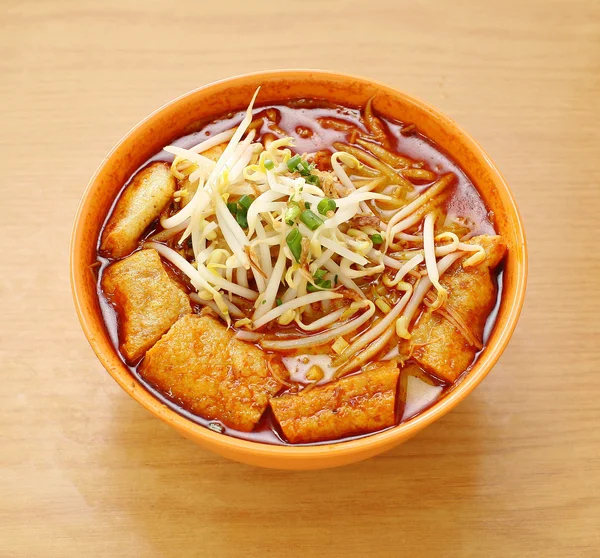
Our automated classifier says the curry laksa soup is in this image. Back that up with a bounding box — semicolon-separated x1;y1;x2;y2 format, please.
95;91;505;445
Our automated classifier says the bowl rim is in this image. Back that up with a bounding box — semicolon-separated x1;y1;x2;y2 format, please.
70;69;528;460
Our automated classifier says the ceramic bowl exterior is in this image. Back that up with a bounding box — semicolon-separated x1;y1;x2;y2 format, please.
71;70;527;469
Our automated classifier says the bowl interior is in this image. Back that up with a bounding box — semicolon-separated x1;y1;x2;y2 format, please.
71;70;526;469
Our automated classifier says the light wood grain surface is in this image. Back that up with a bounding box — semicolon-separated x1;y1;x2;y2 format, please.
1;0;599;556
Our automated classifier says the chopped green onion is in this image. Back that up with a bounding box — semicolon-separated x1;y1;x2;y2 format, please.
236;210;248;229
264;159;275;170
297;160;312;176
276;298;282;306
307;278;332;292
287;155;302;172
286;228;302;262
314;269;327;281
370;233;384;245
227;202;238;216
334;274;338;285
300;209;324;231
305;174;321;186
308;269;331;292
317;198;336;215
238;194;254;211
304;202;311;209
284;202;301;226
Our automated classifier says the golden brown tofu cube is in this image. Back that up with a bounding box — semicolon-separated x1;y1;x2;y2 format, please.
139;314;287;432
411;234;507;382
101;249;191;363
270;361;399;444
100;162;176;258
202;143;227;162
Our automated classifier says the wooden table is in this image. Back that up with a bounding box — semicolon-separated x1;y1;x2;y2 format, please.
2;0;599;555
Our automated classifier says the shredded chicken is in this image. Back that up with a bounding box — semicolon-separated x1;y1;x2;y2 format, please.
348;213;381;228
300;237;310;265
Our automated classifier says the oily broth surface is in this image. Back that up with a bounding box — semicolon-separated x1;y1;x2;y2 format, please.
96;100;499;445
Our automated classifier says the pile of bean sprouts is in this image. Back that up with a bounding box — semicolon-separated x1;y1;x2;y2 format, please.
144;90;486;375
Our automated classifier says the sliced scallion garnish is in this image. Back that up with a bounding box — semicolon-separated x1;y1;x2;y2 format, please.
284;202;301;226
317;198;336;215
300;209;324;231
235;210;248;229
286;228;302;262
287;154;302;173
238;194;254;211
305;174;321;186
313;269;327;281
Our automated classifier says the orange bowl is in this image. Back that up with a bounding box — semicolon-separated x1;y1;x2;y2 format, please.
70;70;527;469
